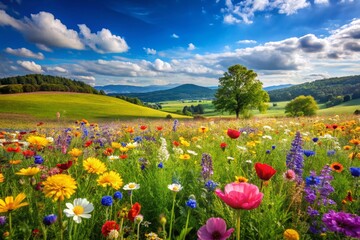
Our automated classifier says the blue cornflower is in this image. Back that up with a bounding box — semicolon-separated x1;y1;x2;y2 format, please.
43;214;57;226
34;155;44;164
158;162;164;168
312;137;319;143
305;176;321;186
113;191;123;200
303;150;315;157
327;150;336;156
350;167;360;177
204;180;218;191
186;199;197;209
133;136;142;143
266;150;271;154
272;145;276;150
101;196;113;206
121;142;127;147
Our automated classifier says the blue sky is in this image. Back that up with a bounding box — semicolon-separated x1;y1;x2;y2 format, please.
0;0;359;87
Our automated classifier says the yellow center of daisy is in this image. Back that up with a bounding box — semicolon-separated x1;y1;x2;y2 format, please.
73;205;84;215
172;186;179;191
129;183;136;189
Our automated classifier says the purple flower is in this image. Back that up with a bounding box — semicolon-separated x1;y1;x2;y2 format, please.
286;132;304;183
43;214;57;226
0;216;6;225
205;180;218;191
34;155;44;164
327;150;336;156
197;217;234;240
201;153;214;181
322;210;360;238
172;119;179;132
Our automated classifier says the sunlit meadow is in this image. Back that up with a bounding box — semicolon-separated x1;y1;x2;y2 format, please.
0;115;359;240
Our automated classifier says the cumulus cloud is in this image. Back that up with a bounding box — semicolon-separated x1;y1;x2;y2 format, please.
143;47;156;55
299;34;326;53
78;24;129;53
171;33;179;38
187;43;196;50
153;59;172;71
314;0;329;5
46;66;68;73
17;60;43;73
0;10;84;50
224;14;241;24
5;47;44;59
237;39;257;44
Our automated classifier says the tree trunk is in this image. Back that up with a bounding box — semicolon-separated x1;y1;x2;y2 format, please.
235;110;239;119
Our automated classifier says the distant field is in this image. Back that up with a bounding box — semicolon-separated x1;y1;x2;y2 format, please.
0;92;189;128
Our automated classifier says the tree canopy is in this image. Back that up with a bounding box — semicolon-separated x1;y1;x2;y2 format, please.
213;64;269;118
285;95;318;117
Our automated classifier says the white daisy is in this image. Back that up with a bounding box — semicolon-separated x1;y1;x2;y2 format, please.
63;198;94;224
123;182;140;191
168;183;182;192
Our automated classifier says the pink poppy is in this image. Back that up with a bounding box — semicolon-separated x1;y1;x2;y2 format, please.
215;182;263;210
197;217;234;240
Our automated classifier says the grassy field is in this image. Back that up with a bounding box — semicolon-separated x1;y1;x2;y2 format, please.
0;93;189;128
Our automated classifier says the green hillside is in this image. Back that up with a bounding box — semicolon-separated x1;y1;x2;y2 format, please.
0;92;189;122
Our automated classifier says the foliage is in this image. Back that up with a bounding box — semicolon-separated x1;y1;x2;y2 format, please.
0;74;99;94
285;95;318;117
182;104;205;115
213;64;269;118
268;75;360;102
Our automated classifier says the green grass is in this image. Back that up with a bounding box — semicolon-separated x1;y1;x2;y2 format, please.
0;92;190;122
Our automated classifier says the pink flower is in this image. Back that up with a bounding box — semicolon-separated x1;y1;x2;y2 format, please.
215;182;263;210
283;169;296;181
197;217;234;240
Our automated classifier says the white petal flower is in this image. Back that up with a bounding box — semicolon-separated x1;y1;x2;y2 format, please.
63;198;94;224
168;183;182;192
123;182;140;191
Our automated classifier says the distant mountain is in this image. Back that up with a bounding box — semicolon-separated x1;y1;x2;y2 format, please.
263;84;293;91
268;75;360;102
110;84;216;102
94;83;180;94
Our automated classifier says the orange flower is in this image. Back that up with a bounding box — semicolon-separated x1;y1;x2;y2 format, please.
235;176;248;183
349;139;360;145
330;162;343;173
9;160;22;165
126;127;135;134
343;145;352;150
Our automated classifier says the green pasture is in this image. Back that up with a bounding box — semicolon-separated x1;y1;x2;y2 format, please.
0;93;189;123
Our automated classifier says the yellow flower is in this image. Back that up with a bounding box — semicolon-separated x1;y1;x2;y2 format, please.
179;154;191;160
119;147;129;153
235;176;248;183
126;142;137;149
283;229;299;240
26;135;49;148
83;157;107;174
0;173;4;183
349;139;360;145
180;140;190;147
198;126;208;133
246;141;256;148
97;171;124;190
68;148;83;157
0;193;29;213
9;160;22;165
15;167;40;176
111;142;122;149
42;174;77;201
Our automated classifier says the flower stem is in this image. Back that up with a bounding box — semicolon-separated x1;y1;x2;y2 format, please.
183;209;191;240
57;200;64;240
236;210;241;240
136;222;141;240
168;193;177;240
9;212;12;239
119;217;124;240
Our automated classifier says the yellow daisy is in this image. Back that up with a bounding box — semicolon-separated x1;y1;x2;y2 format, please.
179;154;191;160
26;135;49;148
15;167;40;176
0;173;4;183
42;174;77;201
283;229;299;240
9;160;22;165
235;176;248;183
97;171;123;190
68;148;83;157
83;157;107;174
0;193;29;213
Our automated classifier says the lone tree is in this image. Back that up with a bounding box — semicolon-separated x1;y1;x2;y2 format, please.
213;64;269;118
285;95;318;117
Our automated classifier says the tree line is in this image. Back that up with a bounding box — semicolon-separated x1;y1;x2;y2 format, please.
0;74;103;94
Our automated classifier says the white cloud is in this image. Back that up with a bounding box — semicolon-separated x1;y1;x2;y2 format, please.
17;60;43;73
314;0;329;5
143;47;156;55
237;40;257;44
171;33;179;38
78;24;129;54
0;10;84;50
5;47;44;59
46;66;68;73
223;14;241;24
154;59;172;71
187;43;196;50
36;44;52;52
272;0;310;15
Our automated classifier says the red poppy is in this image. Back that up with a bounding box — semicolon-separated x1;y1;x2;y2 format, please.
255;162;276;181
220;142;227;151
84;140;93;147
56;160;73;171
227;129;240;139
172;141;180;147
344;191;353;202
101;221;119;237
156;126;163;131
119;154;128;159
128;202;141;222
6;145;22;153
140;125;147;131
103;148;114;156
32;229;41;237
22;150;35;158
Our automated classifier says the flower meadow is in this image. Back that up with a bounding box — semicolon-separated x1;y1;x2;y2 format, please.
0;115;359;240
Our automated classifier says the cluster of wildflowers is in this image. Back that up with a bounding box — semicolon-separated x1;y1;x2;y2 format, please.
286;131;304;183
200;153;213;181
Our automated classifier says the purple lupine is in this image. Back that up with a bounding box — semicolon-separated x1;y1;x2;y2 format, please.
172;119;179;132
322;210;360;238
286;131;304;183
200;153;214;181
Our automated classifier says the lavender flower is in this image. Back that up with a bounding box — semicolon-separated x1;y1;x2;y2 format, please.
0;216;6;225
286;131;304;183
200;153;213;181
322;210;360;238
172;119;179;132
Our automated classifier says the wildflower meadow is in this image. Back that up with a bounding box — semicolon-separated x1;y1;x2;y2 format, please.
0;115;359;240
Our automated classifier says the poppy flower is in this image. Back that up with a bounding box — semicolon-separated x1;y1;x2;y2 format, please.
84;140;93;147
330;162;343;173
156;126;163;131
101;221;119;237
227;129;240;139
197;217;234;240
254;162;276;181
22;150;35;158
128;202;141;222
119;154;128;159
57;160;73;171
140;125;147;131
172;141;180;147
220;142;227;151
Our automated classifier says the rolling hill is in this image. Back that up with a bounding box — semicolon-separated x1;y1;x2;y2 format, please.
94;83;180;94
111;84;216;102
0;92;189;122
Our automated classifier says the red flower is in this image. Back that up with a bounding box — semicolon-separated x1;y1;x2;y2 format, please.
103;148;114;156
128;202;141;222
84;140;93;147
172;141;180;147
101;221;119;237
156;126;163;131
220;142;227;151
22;150;35;158
37;122;44;126
119;154;128;159
56;160;73;171
255;162;276;181
140;125;147;131
6;145;21;153
227;129;240;139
